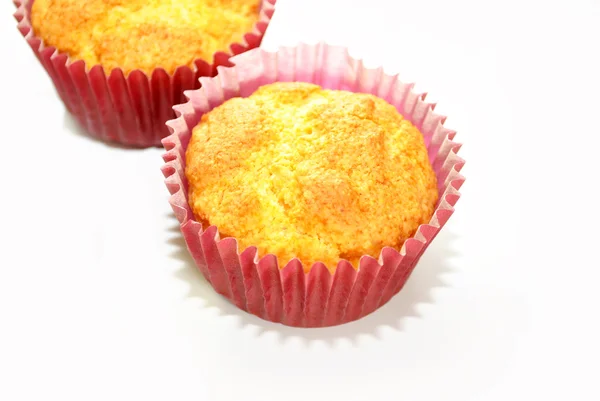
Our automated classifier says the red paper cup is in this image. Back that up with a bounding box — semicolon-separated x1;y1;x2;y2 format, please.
13;0;276;148
161;43;465;327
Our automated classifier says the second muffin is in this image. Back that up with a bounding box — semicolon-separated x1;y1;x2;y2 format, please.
15;0;275;147
186;82;439;272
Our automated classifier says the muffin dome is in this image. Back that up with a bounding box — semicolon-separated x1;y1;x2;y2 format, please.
30;0;261;74
185;82;439;271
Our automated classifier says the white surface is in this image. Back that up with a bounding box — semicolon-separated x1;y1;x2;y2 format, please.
1;0;599;400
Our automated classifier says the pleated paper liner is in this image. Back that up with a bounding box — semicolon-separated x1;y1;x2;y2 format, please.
162;43;465;327
13;0;276;148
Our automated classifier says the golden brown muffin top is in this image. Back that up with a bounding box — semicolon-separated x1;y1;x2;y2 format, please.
185;82;439;272
31;0;261;74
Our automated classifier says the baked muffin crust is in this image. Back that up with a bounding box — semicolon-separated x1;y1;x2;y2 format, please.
31;0;261;74
186;82;438;271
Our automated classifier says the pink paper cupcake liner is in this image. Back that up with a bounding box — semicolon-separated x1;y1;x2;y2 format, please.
161;43;465;327
13;0;276;148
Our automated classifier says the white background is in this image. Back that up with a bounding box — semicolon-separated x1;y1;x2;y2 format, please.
1;0;599;400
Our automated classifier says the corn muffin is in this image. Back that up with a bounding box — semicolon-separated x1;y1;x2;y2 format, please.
185;82;439;272
30;0;261;74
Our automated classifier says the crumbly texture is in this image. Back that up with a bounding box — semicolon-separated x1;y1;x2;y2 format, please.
31;0;261;74
186;82;439;272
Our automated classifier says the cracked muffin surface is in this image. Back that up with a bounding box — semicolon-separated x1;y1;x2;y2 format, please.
185;82;439;272
31;0;261;74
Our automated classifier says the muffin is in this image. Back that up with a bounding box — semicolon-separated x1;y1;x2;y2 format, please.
185;82;439;273
14;0;276;147
162;43;465;327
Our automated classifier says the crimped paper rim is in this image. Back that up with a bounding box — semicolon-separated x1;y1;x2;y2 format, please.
162;44;464;273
